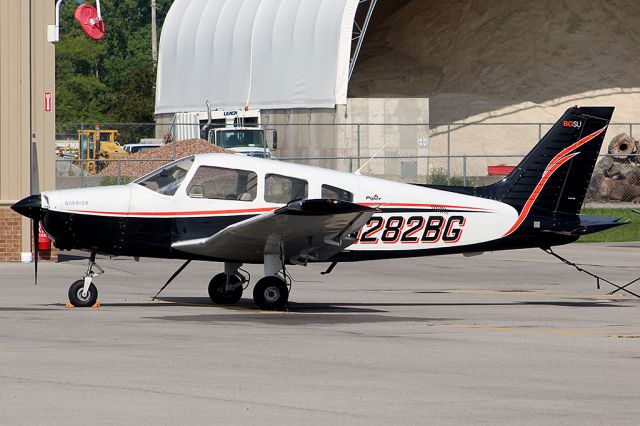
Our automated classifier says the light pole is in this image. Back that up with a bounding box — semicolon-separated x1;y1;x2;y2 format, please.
151;0;158;68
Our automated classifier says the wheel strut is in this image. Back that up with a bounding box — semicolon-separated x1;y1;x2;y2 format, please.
82;251;104;298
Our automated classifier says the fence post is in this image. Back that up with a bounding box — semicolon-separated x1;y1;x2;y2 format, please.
80;122;85;188
463;156;467;186
173;139;176;160
447;124;451;184
356;124;361;168
630;123;633;139
538;123;542;141
117;159;121;185
349;157;353;173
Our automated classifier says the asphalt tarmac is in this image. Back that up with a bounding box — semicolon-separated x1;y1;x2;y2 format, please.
1;243;639;425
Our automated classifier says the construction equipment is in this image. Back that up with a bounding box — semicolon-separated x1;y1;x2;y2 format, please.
76;126;128;174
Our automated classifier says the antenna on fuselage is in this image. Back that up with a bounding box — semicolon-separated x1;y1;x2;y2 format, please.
354;142;389;175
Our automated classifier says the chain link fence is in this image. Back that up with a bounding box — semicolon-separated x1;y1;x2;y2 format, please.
56;122;640;206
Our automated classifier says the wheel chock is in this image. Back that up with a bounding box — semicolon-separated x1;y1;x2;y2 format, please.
65;300;102;308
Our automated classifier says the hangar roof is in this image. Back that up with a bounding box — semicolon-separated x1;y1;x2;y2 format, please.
155;0;359;114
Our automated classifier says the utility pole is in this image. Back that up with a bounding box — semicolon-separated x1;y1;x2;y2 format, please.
151;0;158;68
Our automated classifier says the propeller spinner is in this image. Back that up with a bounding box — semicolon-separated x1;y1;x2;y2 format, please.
12;194;43;285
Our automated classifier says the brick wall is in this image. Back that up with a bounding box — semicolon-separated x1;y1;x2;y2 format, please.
0;207;58;262
0;207;22;262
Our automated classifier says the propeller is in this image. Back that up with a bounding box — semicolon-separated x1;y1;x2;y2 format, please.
33;215;40;285
9;114;43;284
31;134;40;285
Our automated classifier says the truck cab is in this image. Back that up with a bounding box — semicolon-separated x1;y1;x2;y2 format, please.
198;106;276;158
207;127;271;158
174;106;277;158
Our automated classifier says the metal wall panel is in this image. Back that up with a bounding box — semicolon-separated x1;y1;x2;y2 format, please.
0;0;55;254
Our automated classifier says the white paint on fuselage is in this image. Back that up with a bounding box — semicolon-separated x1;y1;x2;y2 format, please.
42;153;519;253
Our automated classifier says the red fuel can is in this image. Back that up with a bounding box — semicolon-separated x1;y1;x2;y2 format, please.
38;225;51;251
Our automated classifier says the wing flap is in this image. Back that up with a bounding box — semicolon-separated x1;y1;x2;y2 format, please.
172;199;376;263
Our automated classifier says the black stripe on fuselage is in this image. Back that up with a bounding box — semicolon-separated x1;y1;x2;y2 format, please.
43;209;570;264
332;232;578;262
43;210;256;259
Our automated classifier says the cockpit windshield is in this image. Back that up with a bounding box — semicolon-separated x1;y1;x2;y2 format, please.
134;156;194;195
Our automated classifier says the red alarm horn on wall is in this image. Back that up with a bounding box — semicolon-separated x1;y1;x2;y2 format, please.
48;0;105;43
74;4;105;40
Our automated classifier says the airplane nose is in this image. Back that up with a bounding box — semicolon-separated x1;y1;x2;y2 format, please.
12;194;43;220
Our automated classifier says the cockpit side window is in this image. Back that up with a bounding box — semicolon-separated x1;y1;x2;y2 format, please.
186;166;257;201
134;157;194;196
321;184;353;202
265;174;308;204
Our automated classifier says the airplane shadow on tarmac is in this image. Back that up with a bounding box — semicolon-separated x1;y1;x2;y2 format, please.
34;297;633;325
142;299;631;325
41;296;632;312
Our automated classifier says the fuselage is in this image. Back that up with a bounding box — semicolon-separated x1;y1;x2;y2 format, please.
38;153;574;262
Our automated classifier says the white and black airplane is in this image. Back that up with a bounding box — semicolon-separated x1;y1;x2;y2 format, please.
13;106;627;309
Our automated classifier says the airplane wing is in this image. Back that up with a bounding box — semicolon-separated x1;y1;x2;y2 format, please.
172;199;377;264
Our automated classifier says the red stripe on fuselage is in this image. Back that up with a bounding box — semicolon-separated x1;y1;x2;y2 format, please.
66;203;494;217
67;207;277;217
359;202;493;212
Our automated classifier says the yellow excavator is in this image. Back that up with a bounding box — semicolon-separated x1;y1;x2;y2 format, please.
76;126;128;174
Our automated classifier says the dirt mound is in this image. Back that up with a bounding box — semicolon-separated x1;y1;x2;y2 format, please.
99;139;233;178
350;0;640;123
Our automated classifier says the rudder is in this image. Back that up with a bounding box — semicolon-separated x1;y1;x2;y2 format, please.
483;106;613;217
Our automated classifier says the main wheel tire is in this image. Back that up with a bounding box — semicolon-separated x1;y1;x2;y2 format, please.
208;273;243;305
68;279;98;308
253;276;289;310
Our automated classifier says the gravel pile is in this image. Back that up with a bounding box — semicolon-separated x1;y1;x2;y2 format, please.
99;139;233;178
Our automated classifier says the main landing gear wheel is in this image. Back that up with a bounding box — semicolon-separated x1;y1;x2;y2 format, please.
208;273;243;305
68;279;98;308
253;276;289;311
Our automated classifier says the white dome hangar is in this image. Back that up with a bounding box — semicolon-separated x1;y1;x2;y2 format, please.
155;0;426;163
156;0;360;113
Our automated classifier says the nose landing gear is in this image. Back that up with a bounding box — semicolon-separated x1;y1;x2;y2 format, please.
67;251;102;307
68;279;98;307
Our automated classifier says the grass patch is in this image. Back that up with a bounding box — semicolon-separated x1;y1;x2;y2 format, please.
579;208;640;242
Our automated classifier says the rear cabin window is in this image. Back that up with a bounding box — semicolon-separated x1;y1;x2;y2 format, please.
265;174;308;203
187;166;257;201
321;184;353;202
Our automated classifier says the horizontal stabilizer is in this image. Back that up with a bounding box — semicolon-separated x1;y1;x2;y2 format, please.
547;215;629;236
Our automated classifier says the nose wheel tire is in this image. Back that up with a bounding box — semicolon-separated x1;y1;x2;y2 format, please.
68;279;98;308
208;273;243;305
253;276;288;310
